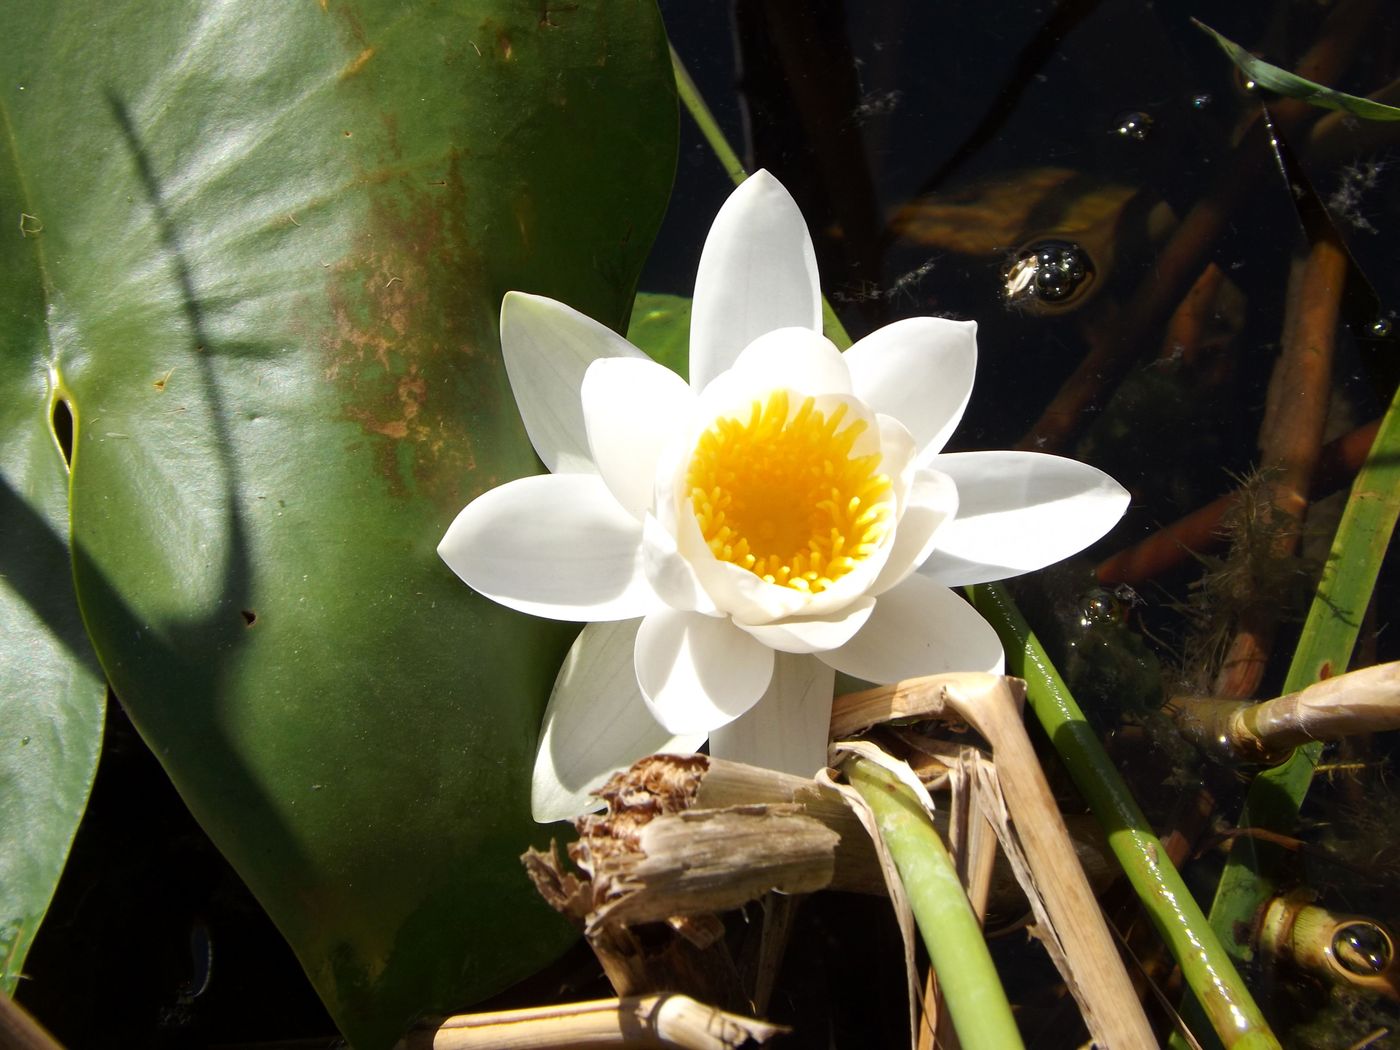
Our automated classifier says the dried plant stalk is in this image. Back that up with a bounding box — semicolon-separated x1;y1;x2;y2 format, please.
836;673;1157;1048
1169;661;1400;760
399;993;785;1050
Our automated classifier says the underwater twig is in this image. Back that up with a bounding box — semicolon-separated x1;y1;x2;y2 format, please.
843;754;1025;1050
966;582;1282;1049
1018;0;1372;453
1213;226;1347;698
1204;373;1400;963
1158;263;1227;368
1096;418;1380;586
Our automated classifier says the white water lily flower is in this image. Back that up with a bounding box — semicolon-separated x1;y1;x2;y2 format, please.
439;171;1129;822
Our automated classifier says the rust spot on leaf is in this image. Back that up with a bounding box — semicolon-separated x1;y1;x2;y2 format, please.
320;150;515;509
340;46;376;80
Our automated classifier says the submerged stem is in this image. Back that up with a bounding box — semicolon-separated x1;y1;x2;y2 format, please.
669;42;854;352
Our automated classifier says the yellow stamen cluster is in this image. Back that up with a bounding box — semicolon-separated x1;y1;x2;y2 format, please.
687;390;893;593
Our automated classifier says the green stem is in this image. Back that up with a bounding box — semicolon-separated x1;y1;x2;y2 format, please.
669;42;855;352
669;44;746;188
967;583;1281;1050
844;756;1024;1050
1205;378;1400;957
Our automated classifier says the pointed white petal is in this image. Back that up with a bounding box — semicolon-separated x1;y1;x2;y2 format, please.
919;451;1130;585
844;317;977;461
708;326;851;399
635;609;775;734
501;291;645;473
690;171;822;390
818;575;1004;683
736;597;875;654
532;620;706;823
709;653;835;776
870;468;959;596
438;473;653;620
582;357;695;520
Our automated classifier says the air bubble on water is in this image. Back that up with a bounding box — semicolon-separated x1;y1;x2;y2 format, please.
1112;111;1154;142
1004;240;1095;308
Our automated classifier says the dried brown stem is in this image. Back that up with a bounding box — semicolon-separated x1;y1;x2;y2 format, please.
397;994;786;1050
836;674;1157;1047
1169;661;1400;761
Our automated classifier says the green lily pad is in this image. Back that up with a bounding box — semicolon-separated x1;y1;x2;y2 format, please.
1194;19;1400;122
626;291;692;380
0;1;676;1044
0;187;105;993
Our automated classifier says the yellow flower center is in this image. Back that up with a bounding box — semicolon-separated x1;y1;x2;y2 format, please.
687;390;893;593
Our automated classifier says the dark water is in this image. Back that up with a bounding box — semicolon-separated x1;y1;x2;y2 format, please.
644;2;1400;1046
21;1;1400;1047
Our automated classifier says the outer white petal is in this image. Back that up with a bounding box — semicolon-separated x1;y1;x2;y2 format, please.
501;291;645;473
844;317;978;462
582;357;695;520
736;596;875;654
918;451;1130;586
703;326;851;399
532;620;706;823
438;473;653;621
870;468;959;596
635;608;775;734
818;574;1005;683
709;653;835;777
690;171;822;390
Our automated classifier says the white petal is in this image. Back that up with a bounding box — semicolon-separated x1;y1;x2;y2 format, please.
704;326;851;399
501;291;645;473
818;575;1005;683
641;514;720;615
635;609;775;734
918;451;1130;586
532;620;706;823
438;473;653;620
709;653;835;777
870;468;958;596
844;317;977;462
582;357;695;520
690;171;822;390
736;597;875;654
